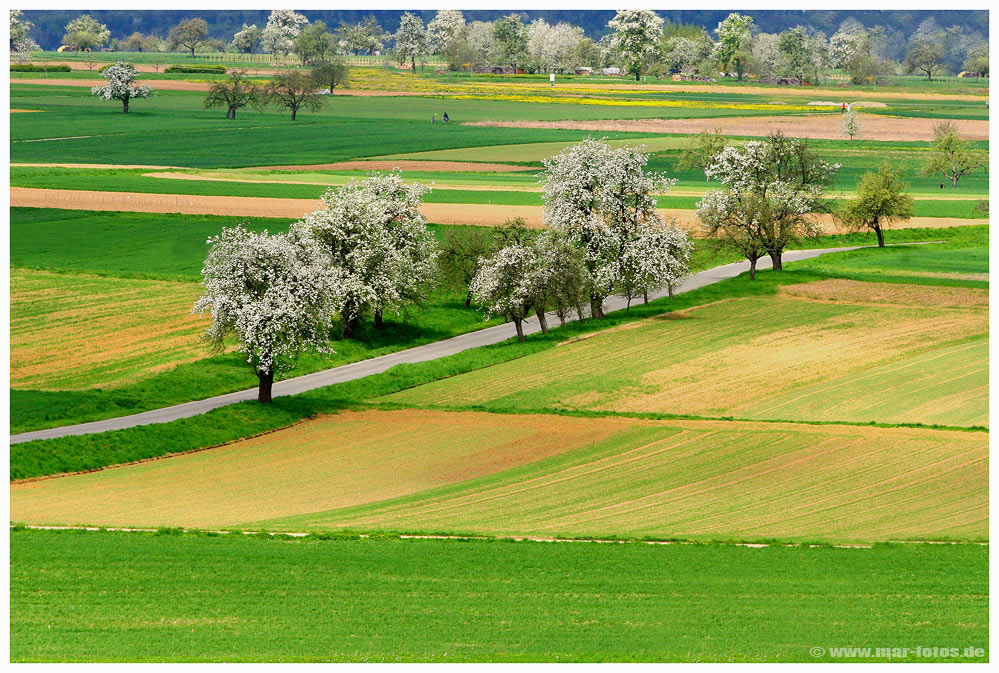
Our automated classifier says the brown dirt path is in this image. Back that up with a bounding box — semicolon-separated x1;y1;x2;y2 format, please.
468;115;989;142
555;80;988;102
11;187;987;231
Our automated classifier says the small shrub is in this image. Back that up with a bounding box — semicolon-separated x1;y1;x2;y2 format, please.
10;64;71;72
164;64;227;74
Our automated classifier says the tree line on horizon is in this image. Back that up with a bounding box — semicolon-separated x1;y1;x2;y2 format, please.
11;9;989;82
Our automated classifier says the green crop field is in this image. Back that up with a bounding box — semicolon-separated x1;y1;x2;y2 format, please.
10;529;987;663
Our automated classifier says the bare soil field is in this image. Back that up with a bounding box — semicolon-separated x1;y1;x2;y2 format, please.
26;60;284;75
11;269;207;390
10;409;631;528
468;115;989;142
556;80;988;102
779;278;990;309
12;187;986;230
250;160;537;172
10;109;40;113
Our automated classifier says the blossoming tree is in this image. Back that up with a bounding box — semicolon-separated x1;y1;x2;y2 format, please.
91;61;151;113
541;138;680;318
470;244;537;342
699;132;838;271
292;172;439;337
192;226;342;403
607;9;664;80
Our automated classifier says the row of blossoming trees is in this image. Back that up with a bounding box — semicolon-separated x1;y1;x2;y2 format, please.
193;139;693;402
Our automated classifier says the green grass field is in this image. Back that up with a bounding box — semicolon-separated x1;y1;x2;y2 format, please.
10;529;988;663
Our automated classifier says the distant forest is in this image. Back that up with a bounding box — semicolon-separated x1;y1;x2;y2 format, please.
20;9;989;52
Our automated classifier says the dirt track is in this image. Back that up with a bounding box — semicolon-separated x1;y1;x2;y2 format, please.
250;160;536;172
468;115;990;142
555;80;989;102
12;187;987;231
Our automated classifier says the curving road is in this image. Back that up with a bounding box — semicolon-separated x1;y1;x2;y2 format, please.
11;246;865;444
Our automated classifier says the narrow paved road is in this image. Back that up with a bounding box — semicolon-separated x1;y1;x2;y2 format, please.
11;246;863;444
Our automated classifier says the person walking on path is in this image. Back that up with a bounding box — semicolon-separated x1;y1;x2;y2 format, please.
443;112;449;124
841;102;846;113
431;113;436;124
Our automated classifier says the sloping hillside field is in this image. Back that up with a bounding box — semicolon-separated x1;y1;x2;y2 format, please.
12;408;986;542
386;280;988;427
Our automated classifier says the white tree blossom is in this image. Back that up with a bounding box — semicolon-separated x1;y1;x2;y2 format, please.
841;108;864;140
192;225;342;402
528;19;584;73
10;10;39;53
427;9;465;55
542;138;677;318
700;133;839;271
470;244;537;342
90;61;151;113
466;21;495;66
618;220;693;306
394;12;428;72
231;23;262;54
291;172;439;336
608;9;664;80
261;9;308;56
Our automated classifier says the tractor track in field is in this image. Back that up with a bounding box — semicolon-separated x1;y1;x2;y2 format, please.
10;245;902;445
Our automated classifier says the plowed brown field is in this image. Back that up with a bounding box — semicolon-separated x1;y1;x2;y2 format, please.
467;115;989;142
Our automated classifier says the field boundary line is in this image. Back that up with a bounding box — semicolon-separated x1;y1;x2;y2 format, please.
11;524;988;548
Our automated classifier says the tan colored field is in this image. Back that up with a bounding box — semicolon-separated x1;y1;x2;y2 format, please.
779;278;989;309
553;80;988;102
10;109;39;113
468;115;989;142
11;409;985;541
10;187;986;230
387;284;988;427
10;409;628;528
11;269;208;390
259;418;987;542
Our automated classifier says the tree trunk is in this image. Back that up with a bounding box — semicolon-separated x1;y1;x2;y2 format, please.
513;317;524;342
229;106;237;119
257;369;274;404
535;307;549;334
290;106;297;121
667;282;674;300
589;296;604;320
874;225;885;248
411;56;416;73
374;309;384;329
643;289;649;305
464;289;472;308
768;250;783;271
749;256;757;281
341;315;356;340
952;174;958;188
576;304;586;322
634;71;640;82
122;98;129;113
